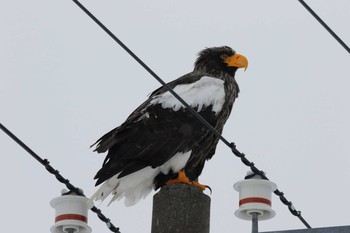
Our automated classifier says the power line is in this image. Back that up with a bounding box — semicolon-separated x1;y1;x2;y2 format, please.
298;0;350;54
231;143;311;228
71;0;312;228
0;123;121;233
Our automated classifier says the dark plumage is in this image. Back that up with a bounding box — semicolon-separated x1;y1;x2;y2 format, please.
90;46;248;206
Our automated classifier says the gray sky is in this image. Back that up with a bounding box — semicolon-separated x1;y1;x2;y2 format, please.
1;0;350;232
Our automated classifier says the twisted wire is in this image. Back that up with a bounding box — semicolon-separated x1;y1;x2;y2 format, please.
0;123;121;233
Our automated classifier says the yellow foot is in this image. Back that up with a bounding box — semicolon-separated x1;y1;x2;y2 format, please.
166;170;206;190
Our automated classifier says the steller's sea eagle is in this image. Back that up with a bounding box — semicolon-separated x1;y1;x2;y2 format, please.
90;46;248;206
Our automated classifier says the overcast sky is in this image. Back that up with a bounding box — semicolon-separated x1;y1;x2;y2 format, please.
1;0;350;232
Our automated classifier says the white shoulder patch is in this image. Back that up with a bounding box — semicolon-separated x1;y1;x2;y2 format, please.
150;76;225;114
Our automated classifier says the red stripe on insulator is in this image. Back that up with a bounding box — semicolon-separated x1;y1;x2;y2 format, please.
239;197;271;206
55;214;87;223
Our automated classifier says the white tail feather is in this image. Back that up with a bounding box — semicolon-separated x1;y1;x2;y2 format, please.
88;175;120;205
89;151;192;206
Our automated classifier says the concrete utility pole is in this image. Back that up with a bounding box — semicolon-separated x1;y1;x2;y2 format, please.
151;183;210;233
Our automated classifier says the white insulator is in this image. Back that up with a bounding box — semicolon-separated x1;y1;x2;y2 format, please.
50;190;92;233
234;172;277;221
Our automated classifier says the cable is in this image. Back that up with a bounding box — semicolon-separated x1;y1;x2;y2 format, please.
231;143;312;228
71;0;312;228
0;123;121;233
298;0;350;54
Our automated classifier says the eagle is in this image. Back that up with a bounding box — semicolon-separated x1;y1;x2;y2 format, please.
90;46;248;206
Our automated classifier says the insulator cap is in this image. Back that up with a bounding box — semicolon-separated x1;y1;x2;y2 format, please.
50;190;92;233
234;172;277;221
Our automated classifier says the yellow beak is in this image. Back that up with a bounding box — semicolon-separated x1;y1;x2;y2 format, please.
224;53;248;71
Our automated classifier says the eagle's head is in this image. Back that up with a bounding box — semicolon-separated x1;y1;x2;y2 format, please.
194;46;248;76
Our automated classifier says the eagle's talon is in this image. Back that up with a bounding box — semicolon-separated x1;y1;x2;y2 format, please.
205;185;212;194
166;170;208;191
190;181;207;191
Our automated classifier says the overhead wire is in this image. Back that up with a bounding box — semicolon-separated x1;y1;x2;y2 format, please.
298;0;350;54
71;0;312;229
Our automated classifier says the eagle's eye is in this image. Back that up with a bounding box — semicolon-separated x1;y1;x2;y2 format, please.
220;54;229;60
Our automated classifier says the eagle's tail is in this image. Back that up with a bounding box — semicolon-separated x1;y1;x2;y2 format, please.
88;169;155;207
88;178;119;206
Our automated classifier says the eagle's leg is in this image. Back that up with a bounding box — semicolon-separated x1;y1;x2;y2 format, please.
166;170;206;190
